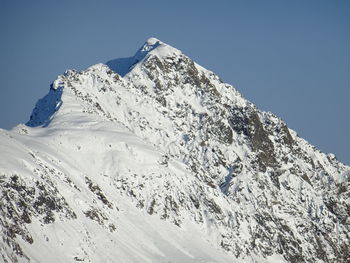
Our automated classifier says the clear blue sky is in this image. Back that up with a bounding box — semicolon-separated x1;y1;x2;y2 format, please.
0;0;349;165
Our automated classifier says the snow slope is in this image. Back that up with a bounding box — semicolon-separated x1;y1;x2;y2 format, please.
1;38;349;263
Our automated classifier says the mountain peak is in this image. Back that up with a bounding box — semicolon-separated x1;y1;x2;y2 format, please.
142;37;162;51
133;37;163;63
106;37;180;77
4;38;349;262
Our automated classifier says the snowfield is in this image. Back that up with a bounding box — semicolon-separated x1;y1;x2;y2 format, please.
1;38;349;263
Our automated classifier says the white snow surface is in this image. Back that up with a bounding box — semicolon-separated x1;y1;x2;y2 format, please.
1;38;349;263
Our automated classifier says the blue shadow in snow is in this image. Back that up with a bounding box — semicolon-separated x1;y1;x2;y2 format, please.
106;57;135;77
26;85;63;127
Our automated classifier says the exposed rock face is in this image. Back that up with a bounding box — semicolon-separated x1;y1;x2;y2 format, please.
0;38;349;263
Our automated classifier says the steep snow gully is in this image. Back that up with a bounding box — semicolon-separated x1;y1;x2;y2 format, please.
1;38;349;263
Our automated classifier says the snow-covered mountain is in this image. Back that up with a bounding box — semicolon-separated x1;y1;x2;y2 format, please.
1;38;349;263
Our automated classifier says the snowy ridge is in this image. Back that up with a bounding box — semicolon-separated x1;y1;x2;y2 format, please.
1;38;349;263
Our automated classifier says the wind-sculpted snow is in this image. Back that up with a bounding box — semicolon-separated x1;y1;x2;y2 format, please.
0;38;349;263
